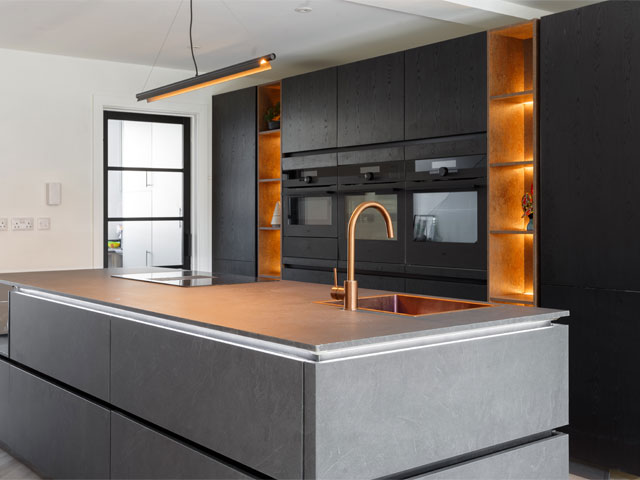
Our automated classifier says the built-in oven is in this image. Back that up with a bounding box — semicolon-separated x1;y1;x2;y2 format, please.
282;154;338;238
337;148;405;265
405;154;487;271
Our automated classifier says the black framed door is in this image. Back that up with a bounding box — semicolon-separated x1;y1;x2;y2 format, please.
103;111;191;269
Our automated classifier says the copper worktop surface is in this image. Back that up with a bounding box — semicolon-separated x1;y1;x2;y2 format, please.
0;268;567;352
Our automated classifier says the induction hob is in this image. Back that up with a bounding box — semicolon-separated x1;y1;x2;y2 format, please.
112;270;275;287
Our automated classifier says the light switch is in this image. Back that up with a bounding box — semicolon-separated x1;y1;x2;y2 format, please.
37;217;51;230
46;183;62;205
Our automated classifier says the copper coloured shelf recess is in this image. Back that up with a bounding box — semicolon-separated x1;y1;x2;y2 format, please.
136;54;276;102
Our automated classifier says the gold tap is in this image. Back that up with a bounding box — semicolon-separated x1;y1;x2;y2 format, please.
331;201;395;311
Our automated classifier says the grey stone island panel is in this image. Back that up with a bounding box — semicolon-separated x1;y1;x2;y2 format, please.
306;324;568;479
8;365;110;479
110;317;304;479
9;291;110;400
111;412;253;479
415;433;569;479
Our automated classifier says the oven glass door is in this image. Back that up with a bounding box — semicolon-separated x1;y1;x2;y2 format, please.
339;187;404;264
283;188;337;237
406;182;486;270
412;191;478;244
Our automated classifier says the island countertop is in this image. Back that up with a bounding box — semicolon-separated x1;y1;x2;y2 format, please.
0;268;568;356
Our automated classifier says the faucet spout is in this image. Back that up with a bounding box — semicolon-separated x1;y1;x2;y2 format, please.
335;201;394;311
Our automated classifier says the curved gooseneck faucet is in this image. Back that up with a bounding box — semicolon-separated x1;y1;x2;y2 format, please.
331;201;395;311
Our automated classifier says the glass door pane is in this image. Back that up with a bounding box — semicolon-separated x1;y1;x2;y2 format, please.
107;171;183;218
108;120;184;168
108;221;183;268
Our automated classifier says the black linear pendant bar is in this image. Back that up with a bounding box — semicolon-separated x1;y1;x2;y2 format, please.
136;54;276;102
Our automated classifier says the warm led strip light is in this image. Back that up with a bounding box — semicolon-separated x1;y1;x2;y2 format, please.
136;54;276;102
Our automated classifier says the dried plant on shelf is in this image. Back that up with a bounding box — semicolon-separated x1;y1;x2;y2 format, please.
521;183;534;217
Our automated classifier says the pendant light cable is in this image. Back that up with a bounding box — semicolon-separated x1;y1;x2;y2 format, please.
141;0;185;91
189;0;199;76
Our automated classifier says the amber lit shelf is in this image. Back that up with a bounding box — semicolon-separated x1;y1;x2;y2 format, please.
490;230;534;235
490;90;533;103
488;19;539;307
490;161;534;168
258;274;281;280
257;81;282;280
490;294;535;306
259;129;280;135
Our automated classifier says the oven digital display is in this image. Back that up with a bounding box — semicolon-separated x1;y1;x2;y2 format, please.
415;159;457;172
359;166;381;174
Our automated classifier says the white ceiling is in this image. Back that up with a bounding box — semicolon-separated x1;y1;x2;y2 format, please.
0;0;602;94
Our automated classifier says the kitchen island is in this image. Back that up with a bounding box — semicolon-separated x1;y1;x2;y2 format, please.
0;269;568;479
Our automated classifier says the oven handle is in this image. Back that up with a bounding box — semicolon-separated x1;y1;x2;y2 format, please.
406;178;486;191
338;181;405;193
283;186;337;195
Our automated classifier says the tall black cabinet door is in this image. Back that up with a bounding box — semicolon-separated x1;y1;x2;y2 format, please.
541;285;640;474
337;52;404;147
282;68;337;153
212;87;256;276
405;32;486;140
540;1;640;292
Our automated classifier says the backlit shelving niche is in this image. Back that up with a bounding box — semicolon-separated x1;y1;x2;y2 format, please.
488;20;539;306
257;82;282;279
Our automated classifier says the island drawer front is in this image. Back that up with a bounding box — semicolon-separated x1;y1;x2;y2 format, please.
414;433;568;480
0;360;8;445
110;318;304;480
7;364;110;479
307;324;569;479
111;412;253;479
9;291;110;401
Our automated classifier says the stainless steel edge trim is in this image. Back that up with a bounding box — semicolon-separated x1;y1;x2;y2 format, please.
16;288;560;363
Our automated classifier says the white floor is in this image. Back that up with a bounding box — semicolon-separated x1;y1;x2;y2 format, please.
0;450;40;479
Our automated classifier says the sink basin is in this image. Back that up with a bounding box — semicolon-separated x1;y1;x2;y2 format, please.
318;294;491;317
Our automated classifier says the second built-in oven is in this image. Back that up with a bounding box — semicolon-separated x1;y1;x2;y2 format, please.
337;153;405;265
405;154;487;271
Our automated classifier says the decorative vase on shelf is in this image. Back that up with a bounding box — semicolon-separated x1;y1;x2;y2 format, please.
526;214;534;231
271;201;281;227
267;120;280;130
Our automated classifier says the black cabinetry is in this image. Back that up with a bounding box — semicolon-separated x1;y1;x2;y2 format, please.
337;52;404;147
405;32;487;140
282;68;337;153
540;1;640;292
540;1;640;474
212;87;257;276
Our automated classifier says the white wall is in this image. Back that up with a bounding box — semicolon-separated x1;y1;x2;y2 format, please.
0;48;212;273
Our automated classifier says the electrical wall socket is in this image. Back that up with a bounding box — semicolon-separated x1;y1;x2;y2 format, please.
37;217;51;230
0;218;7;231
12;217;34;231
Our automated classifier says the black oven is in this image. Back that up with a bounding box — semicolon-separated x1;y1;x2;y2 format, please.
405;154;487;270
337;158;405;264
282;154;338;238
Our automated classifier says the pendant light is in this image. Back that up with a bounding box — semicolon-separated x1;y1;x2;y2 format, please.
137;0;275;102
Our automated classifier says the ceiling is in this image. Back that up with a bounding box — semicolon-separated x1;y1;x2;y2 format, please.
0;0;602;94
